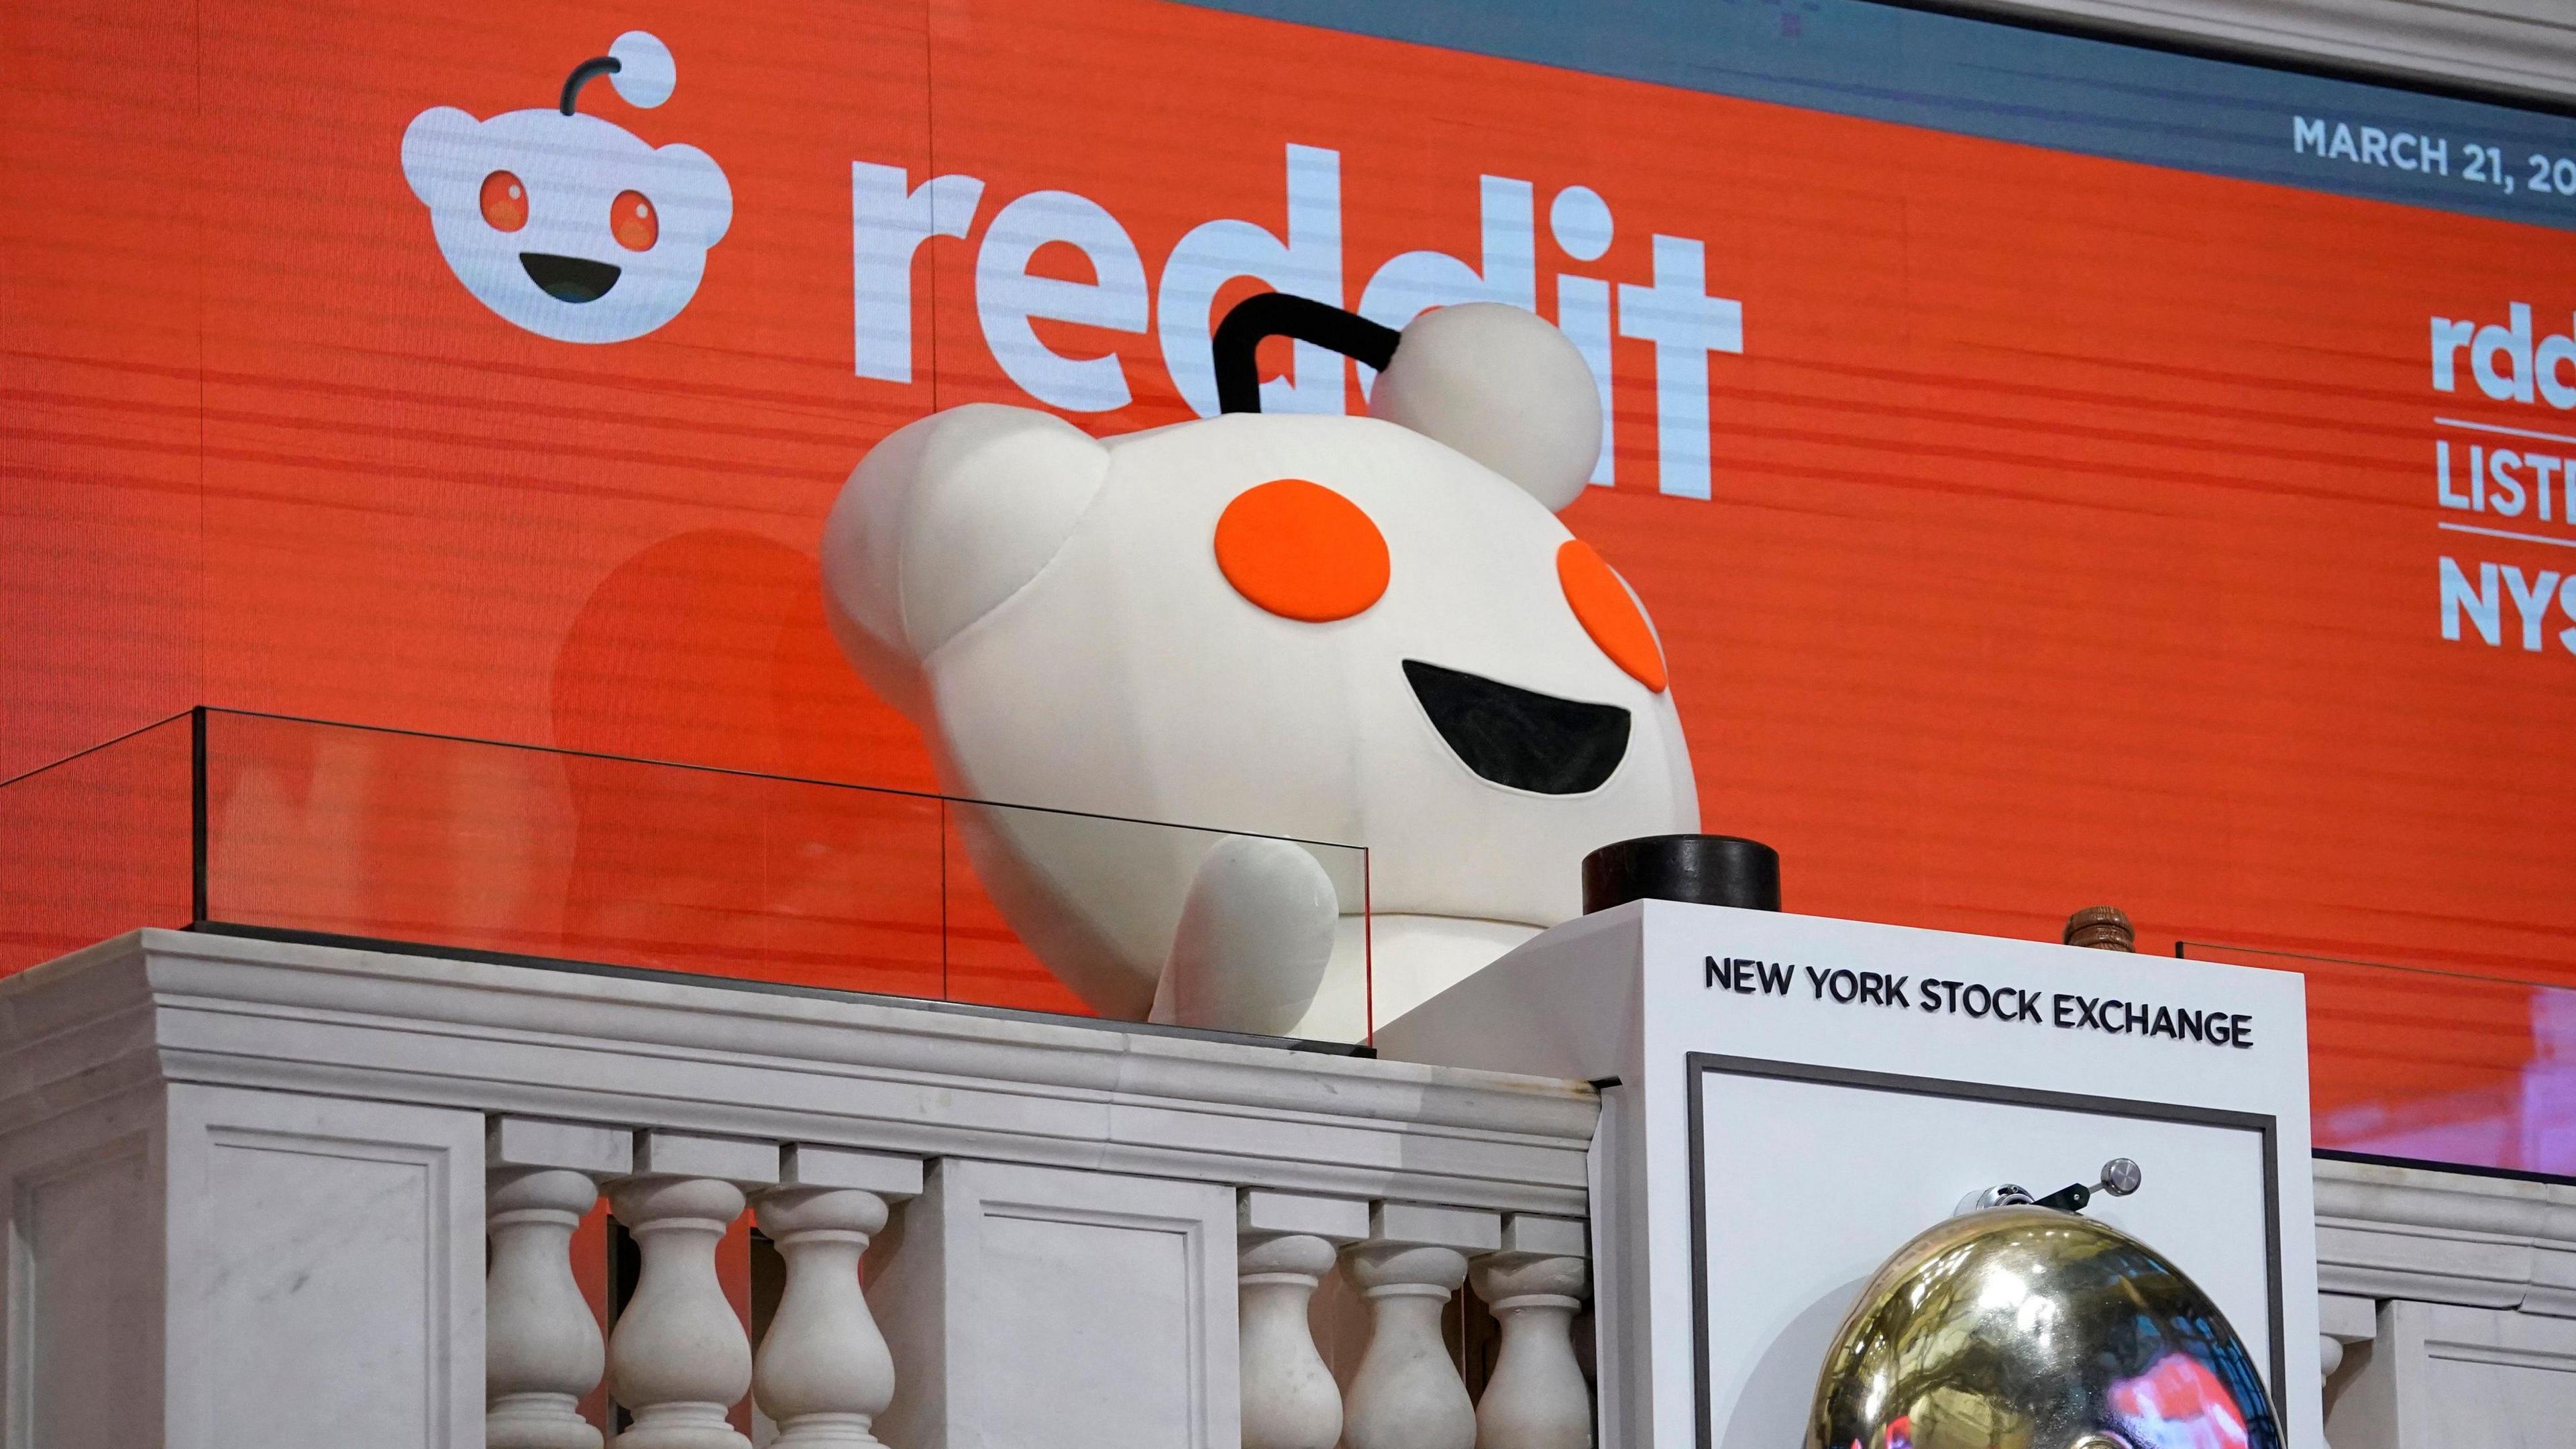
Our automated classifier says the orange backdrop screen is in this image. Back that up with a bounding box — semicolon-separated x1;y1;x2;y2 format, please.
7;0;2575;1044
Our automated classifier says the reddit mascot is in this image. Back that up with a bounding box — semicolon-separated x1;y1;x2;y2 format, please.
820;297;1697;1038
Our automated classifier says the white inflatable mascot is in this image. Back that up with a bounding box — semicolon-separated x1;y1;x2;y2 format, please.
820;296;1698;1039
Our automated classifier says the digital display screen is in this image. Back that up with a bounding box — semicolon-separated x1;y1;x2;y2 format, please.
5;1;2573;1120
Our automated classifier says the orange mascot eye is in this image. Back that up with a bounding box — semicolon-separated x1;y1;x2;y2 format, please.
1558;540;1667;692
1214;479;1390;623
478;170;528;231
610;190;659;252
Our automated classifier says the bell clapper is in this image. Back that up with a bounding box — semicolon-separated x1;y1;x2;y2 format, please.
2034;1157;2145;1215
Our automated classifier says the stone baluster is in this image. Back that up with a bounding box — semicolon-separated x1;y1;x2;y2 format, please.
1342;1203;1502;1449
1469;1216;1593;1449
751;1145;924;1448
2316;1333;2345;1449
606;1131;781;1449
1238;1189;1371;1449
488;1118;637;1449
2316;1289;2375;1448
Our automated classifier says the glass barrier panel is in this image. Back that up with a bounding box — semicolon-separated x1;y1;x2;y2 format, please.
0;713;196;975
192;710;1372;1042
201;708;939;996
2182;942;2576;1181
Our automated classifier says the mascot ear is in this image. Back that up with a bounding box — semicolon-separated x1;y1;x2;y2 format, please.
1366;303;1602;512
820;404;1110;718
400;106;482;207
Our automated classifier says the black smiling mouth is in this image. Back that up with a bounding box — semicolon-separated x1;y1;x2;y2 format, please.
1403;659;1630;795
521;253;623;303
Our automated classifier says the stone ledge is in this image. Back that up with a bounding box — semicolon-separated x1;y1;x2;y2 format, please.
2314;1156;2576;1317
0;930;1597;1216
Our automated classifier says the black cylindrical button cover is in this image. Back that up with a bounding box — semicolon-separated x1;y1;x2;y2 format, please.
1581;834;1781;914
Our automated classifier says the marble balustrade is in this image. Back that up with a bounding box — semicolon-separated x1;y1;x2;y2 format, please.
0;929;1601;1449
482;1116;1595;1449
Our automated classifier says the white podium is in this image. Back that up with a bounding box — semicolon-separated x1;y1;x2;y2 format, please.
1380;900;2324;1449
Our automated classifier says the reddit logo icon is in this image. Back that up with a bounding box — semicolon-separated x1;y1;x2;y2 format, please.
401;32;732;343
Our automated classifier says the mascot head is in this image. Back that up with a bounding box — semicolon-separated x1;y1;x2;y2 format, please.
820;297;1698;1034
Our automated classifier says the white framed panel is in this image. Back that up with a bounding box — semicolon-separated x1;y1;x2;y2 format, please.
162;1084;484;1449
873;1158;1238;1449
1688;1055;2282;1449
0;1081;168;1449
2327;1297;2576;1449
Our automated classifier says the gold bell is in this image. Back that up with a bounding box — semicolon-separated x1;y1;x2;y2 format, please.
1806;1205;2279;1449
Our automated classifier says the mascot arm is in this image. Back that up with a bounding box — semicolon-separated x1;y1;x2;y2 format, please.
1150;835;1338;1036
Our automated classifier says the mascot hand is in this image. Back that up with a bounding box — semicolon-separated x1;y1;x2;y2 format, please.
1150;835;1338;1035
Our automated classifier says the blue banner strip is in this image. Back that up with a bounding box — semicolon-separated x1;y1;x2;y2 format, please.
1187;0;2576;233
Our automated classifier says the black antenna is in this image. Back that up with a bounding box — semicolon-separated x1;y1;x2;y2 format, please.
1212;293;1400;415
559;56;622;115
